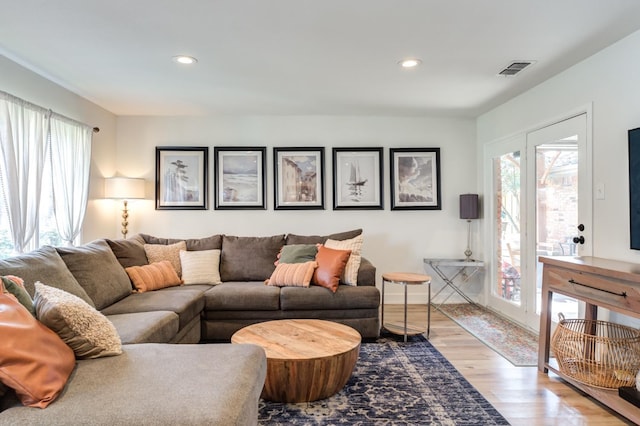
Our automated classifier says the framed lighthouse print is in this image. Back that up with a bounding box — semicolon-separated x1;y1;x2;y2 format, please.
390;147;441;210
332;148;383;210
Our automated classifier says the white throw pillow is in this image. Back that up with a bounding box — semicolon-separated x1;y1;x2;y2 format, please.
324;235;363;286
179;249;222;285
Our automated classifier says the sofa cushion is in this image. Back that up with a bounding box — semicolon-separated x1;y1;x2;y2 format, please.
265;261;317;287
204;281;281;311
324;234;363;285
144;241;187;277
0;245;95;307
106;237;148;268
125;261;183;293
101;286;206;329
220;235;285;281
0;343;267;426
312;245;351;293
0;283;76;408
180;249;222;285
280;284;381;310
285;228;362;245
140;233;223;251
57;239;132;311
276;244;318;264
106;311;179;344
34;282;122;359
1;275;34;316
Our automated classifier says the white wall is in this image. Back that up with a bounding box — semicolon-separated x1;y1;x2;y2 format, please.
477;29;640;325
0;55;118;243
116;115;478;302
478;29;640;263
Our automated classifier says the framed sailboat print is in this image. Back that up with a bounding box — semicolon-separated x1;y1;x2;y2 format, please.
332;148;383;210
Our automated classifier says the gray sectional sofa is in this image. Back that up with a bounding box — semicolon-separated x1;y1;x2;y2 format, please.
0;228;379;425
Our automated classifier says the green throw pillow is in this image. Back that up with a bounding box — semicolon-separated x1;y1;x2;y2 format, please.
2;276;35;316
279;244;318;264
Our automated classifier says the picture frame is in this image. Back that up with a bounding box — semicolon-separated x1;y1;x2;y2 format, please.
273;147;325;210
214;147;266;210
390;148;441;210
155;146;208;210
332;147;383;210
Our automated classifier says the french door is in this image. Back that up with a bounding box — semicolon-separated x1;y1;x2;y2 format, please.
484;112;592;331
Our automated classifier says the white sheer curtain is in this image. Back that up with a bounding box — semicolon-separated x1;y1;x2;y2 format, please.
49;114;92;245
0;92;50;253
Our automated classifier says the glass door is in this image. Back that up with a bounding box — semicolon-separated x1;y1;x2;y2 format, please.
485;113;592;330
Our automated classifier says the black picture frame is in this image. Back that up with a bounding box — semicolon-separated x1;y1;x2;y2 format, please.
390;148;441;210
273;147;325;210
155;146;208;210
214;147;266;210
332;147;383;210
629;128;640;249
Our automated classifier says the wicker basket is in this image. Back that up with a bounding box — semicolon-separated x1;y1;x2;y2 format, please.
551;313;640;389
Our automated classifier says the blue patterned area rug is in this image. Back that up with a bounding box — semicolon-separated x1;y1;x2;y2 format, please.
258;335;510;425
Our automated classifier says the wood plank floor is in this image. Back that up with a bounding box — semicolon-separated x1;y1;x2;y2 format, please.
383;304;634;426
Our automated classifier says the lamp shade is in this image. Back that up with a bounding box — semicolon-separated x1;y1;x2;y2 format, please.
104;177;145;200
459;194;479;220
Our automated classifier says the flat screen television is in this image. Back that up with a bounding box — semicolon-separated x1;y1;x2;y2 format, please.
629;127;640;249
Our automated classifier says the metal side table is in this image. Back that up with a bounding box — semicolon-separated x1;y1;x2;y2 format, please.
423;258;484;311
380;272;432;342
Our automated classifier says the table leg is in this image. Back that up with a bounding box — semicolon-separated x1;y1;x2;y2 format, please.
381;279;385;334
403;283;408;343
427;280;431;339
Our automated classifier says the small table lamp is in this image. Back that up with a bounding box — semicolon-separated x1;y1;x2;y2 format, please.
460;194;479;261
104;177;145;239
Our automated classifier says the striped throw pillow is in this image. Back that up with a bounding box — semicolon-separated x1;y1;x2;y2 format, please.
125;261;182;293
179;249;222;285
324;235;363;286
265;261;317;287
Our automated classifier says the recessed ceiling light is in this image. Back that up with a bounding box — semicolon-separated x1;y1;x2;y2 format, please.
172;55;198;65
398;58;422;68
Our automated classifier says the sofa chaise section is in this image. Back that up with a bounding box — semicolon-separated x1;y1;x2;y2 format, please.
0;343;267;426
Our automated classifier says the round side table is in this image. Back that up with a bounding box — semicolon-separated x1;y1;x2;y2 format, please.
380;272;431;342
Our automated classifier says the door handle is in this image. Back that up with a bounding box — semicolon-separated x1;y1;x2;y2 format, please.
577;224;585;231
572;236;585;245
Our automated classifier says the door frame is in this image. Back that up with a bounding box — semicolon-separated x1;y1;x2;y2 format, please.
482;104;593;331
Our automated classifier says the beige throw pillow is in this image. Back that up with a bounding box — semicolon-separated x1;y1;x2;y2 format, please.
180;249;222;285
144;241;187;276
324;234;363;285
34;282;122;359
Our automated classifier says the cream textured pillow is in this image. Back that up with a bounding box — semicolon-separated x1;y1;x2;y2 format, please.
125;261;183;293
34;282;122;359
180;249;222;285
265;261;317;287
144;241;186;276
324;234;363;285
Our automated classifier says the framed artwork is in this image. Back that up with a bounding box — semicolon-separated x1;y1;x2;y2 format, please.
214;147;266;209
332;147;383;210
390;148;441;210
155;146;208;210
273;147;325;210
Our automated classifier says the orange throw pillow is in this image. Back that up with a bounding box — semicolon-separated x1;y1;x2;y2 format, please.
265;261;317;287
312;245;352;293
125;260;182;293
0;281;76;408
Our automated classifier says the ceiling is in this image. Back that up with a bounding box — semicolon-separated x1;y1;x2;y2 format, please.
2;0;640;117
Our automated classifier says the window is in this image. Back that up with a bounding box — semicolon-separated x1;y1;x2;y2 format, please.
0;91;92;259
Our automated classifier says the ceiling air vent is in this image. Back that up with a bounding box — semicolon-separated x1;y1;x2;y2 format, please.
498;61;534;77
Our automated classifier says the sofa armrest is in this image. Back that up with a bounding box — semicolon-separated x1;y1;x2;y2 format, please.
356;257;376;287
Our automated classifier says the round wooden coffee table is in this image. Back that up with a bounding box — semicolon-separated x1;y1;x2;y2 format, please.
231;319;361;402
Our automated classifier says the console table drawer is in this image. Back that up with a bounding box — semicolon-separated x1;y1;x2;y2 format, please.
545;264;640;313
